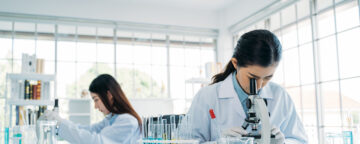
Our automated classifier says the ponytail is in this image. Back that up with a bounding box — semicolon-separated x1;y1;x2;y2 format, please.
211;61;236;84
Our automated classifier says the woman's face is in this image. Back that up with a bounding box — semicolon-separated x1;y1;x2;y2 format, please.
231;58;278;94
91;92;110;115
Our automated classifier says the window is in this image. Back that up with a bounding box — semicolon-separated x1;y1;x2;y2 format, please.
337;28;360;78
0;18;216;125
236;0;360;142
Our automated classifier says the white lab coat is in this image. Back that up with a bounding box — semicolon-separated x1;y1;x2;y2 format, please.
58;113;140;144
186;74;308;143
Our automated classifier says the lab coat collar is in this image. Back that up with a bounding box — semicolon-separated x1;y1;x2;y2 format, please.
105;113;114;119
218;73;273;99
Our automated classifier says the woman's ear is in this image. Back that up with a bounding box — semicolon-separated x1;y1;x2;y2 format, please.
231;58;238;70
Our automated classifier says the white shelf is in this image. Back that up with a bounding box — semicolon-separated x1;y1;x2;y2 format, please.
6;99;54;106
185;77;211;84
7;73;55;81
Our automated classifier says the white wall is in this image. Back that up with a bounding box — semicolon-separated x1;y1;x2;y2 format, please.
216;0;278;64
0;0;219;29
220;0;277;28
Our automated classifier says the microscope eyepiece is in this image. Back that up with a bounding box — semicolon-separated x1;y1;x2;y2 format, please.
250;78;257;95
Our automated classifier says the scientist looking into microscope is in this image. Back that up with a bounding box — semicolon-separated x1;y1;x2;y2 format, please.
41;74;141;143
186;30;308;143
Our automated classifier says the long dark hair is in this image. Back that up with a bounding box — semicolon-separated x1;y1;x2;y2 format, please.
212;29;282;84
89;74;142;130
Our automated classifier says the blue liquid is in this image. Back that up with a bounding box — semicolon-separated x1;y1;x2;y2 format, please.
342;131;353;144
4;128;9;144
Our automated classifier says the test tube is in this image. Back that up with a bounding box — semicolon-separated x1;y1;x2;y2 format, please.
162;119;168;140
178;115;185;139
5;127;9;144
141;116;146;139
156;115;162;140
170;115;176;140
148;116;154;140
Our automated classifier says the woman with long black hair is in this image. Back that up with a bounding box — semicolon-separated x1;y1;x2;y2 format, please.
43;74;141;143
186;30;308;143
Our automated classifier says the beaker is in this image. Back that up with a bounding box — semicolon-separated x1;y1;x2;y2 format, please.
36;120;57;144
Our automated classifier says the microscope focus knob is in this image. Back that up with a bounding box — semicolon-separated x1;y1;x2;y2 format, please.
246;99;252;109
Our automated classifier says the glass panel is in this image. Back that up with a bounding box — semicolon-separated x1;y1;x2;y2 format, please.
283;48;300;87
151;46;167;66
97;43;114;63
97;63;115;76
301;85;319;144
318;36;338;82
170;66;185;99
14;22;35;32
274;31;282;46
317;0;333;12
116;44;133;64
281;25;298;49
335;1;359;32
116;64;134;98
185;67;202;99
0;38;12;59
57;41;76;61
133;45;151;65
77;26;96;35
321;81;341;127
272;60;284;86
0;60;12;97
297;0;310;19
298;19;312;45
0;99;5;128
281;5;296;26
169;47;184;66
151;65;168;98
337;27;360;78
133;65;152;98
37;24;55;33
270;13;281;31
58;25;76;34
36;40;55;61
184;36;200;43
317;10;335;38
77;42;96;62
255;21;265;29
76;62;96;98
322;81;342;138
13;39;35;59
97;27;113;37
13;60;21;73
200;48;215;64
340;77;360;139
43;61;55;75
184;48;201;67
57;62;76;98
0;21;12;31
299;43;315;84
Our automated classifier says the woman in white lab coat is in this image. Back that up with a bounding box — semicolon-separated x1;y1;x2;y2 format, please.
186;30;308;143
43;74;141;144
